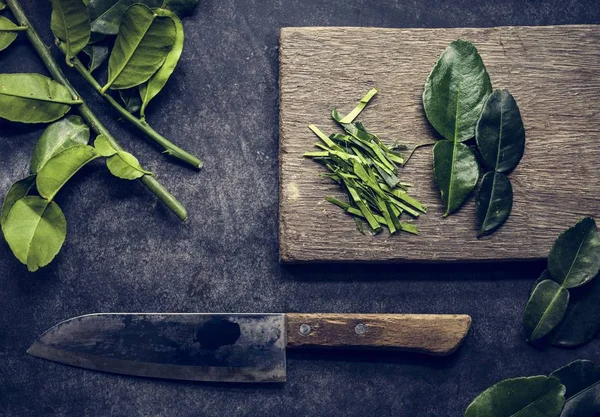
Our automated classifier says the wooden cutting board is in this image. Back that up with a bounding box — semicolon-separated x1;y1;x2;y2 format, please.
279;25;600;263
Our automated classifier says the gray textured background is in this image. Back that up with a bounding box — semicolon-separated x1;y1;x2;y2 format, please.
1;1;599;416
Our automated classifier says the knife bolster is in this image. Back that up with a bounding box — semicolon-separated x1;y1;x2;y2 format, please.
285;313;471;356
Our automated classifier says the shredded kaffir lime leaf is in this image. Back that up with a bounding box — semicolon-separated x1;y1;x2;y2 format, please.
304;89;426;235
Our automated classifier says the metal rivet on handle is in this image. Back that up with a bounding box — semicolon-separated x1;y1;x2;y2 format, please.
299;323;311;336
355;323;367;335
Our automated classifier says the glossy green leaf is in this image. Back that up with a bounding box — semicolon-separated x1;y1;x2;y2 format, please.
118;88;142;114
140;8;183;117
93;134;117;157
89;0;162;35
552;360;600;417
106;151;152;180
524;279;570;342
423;40;492;143
550;276;600;348
0;1;5;11
532;269;552;295
82;43;109;73
548;217;600;289
476;89;526;173
476;172;513;237
433;140;479;216
36;145;100;200
89;0;131;35
0;176;36;229
103;4;176;91
0;16;19;52
0;73;81;123
30;116;90;174
2;196;67;272
50;0;91;64
464;376;565;417
552;360;600;400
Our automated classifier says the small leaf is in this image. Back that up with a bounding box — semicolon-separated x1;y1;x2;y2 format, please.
550;276;600;348
464;376;565;417
93;134;117;157
548;217;600;289
89;0;162;35
82;43;109;73
552;360;600;400
476;89;526;173
0;1;5;11
106;151;152;180
423;40;492;143
89;0;133;35
0;176;36;229
531;269;552;295
140;8;183;117
524;279;570;342
161;0;200;17
0;73;81;123
552;360;600;417
476;172;513;237
0;16;19;52
103;4;176;91
118;88;142;113
36;145;99;200
50;0;91;64
30;116;90;174
2;196;67;272
433;140;479;216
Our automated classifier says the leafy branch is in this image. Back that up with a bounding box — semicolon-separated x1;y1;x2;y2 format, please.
0;0;200;271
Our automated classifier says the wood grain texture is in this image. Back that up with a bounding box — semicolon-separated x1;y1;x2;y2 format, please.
279;25;600;262
286;313;472;356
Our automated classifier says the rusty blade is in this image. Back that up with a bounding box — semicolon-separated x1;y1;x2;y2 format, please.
27;313;287;383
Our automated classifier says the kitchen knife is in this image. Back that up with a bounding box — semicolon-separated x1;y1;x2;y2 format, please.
28;313;471;383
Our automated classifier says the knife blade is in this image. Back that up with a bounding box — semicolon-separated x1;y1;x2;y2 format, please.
27;313;471;383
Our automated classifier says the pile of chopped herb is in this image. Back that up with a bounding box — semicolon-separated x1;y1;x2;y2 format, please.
304;89;426;235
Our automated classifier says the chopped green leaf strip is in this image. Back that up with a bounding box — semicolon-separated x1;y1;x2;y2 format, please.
334;88;378;124
399;222;419;235
305;89;424;235
309;124;341;150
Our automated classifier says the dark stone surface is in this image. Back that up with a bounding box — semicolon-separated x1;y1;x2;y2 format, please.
1;0;599;416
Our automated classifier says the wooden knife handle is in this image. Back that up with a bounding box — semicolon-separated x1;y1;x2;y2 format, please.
285;313;471;356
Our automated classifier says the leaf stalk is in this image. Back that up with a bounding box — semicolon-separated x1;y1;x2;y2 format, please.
0;25;27;31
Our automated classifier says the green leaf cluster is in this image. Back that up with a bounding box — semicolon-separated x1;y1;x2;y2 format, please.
304;89;426;235
1;117;152;272
0;0;197;271
423;41;525;236
464;359;600;417
75;0;195;117
523;217;600;346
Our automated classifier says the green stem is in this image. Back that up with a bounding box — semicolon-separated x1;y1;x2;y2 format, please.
69;54;203;170
0;25;28;31
5;0;188;221
403;142;436;166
